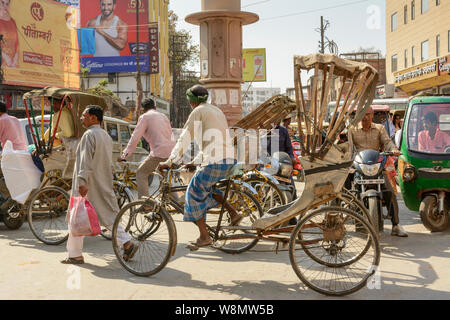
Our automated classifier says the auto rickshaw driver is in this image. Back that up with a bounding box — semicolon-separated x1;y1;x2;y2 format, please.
418;112;450;153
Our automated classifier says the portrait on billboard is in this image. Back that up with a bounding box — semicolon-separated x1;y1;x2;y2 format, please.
86;0;128;57
0;0;19;68
80;0;149;73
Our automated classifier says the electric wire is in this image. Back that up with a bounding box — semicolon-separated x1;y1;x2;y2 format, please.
261;0;373;21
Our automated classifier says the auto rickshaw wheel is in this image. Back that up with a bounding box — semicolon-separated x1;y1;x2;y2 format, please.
419;196;449;232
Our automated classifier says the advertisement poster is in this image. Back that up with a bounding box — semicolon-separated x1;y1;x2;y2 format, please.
1;0;80;88
242;48;266;82
79;0;149;73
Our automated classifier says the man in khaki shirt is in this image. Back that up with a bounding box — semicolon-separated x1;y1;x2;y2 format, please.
348;106;407;237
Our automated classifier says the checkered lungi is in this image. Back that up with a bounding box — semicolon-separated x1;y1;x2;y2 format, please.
184;160;236;222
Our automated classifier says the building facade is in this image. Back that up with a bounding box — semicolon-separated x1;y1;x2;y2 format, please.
386;0;450;95
241;84;280;116
1;0;171;119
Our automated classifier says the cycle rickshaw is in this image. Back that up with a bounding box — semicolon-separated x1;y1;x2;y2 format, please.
111;54;382;296
8;87;110;245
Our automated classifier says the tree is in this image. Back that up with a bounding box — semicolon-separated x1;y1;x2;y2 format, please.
168;10;200;127
168;10;199;73
87;79;128;117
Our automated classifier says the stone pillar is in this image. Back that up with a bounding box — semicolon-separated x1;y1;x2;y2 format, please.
186;0;258;126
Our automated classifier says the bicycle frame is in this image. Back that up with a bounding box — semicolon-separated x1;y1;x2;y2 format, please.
158;168;235;242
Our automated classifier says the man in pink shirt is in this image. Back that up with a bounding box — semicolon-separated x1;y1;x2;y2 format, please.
418;112;450;153
0;101;28;197
118;98;175;198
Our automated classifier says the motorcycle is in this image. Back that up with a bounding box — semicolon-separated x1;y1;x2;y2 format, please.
262;151;297;203
349;149;395;233
291;138;304;182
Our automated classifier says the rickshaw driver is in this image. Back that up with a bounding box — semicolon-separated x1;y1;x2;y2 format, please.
43;97;78;179
348;106;408;237
418;112;450;153
158;84;243;249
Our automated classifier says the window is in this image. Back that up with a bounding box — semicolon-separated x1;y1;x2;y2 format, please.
119;125;131;143
412;46;416;65
404;5;408;24
411;1;415;20
421;0;428;13
391;54;398;72
421;40;429;62
436;34;440;57
436;0;440;5
407;103;450;154
391;12;398;31
106;123;118;141
404;49;408;68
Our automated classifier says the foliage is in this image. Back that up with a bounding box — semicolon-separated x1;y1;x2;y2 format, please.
168;10;199;72
87;79;116;97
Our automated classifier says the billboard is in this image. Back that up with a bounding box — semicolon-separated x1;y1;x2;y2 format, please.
242;48;266;82
79;0;149;73
1;0;80;88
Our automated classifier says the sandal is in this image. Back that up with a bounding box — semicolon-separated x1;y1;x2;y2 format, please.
123;243;139;262
60;257;84;265
185;238;213;251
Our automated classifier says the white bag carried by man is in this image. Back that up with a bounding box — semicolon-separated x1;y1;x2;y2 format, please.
0;140;42;204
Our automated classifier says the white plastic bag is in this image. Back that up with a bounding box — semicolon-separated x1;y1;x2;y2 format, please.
0;140;42;204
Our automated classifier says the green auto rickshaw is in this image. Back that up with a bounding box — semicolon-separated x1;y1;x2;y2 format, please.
397;94;450;231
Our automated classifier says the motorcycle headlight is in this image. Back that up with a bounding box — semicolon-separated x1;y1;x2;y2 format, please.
359;163;381;177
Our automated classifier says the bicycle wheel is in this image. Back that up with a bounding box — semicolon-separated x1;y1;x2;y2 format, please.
101;183;134;240
289;206;380;296
335;191;372;225
27;186;70;245
213;189;263;254
244;177;286;211
112;198;177;277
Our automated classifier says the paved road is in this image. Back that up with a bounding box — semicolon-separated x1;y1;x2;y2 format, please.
0;182;449;300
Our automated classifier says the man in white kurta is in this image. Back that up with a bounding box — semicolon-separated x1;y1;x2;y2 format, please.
61;105;137;264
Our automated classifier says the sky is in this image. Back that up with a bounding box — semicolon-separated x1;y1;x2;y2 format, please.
168;0;386;92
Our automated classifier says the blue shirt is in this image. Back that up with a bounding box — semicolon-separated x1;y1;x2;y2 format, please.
266;125;295;159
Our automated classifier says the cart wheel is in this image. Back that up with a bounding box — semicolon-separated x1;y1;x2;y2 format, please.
112;198;177;277
3;202;25;230
289;206;380;296
27;186;69;245
213;189;263;254
243;177;286;211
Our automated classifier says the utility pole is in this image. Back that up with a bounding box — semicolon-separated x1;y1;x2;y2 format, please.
135;1;143;121
320;16;325;54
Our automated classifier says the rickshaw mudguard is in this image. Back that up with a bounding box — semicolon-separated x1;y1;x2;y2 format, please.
252;142;353;230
